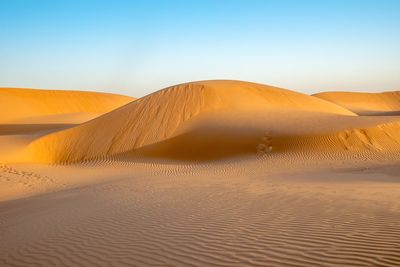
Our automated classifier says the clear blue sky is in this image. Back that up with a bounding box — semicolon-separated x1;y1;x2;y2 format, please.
1;0;399;96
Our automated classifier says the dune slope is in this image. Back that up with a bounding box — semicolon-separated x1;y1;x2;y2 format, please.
314;91;400;115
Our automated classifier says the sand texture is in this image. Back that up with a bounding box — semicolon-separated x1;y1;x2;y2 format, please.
1;80;400;266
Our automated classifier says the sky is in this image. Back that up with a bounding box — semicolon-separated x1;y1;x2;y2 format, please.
1;0;400;97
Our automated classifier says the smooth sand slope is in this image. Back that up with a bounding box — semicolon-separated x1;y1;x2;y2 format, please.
1;80;400;266
314;91;400;115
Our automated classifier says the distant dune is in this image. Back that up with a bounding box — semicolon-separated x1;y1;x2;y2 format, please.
0;87;134;124
314;91;400;115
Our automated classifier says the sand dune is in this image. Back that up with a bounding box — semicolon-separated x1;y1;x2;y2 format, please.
0;87;134;124
1;80;400;266
23;80;355;163
24;80;400;164
314;91;400;115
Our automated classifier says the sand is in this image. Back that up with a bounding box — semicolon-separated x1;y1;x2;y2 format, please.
1;80;400;266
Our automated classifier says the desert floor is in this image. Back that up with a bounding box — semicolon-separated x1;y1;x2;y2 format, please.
1;156;400;266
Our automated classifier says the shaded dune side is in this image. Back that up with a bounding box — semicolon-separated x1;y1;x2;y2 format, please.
273;122;400;155
0;88;134;124
26;80;355;163
314;91;400;115
131;114;400;160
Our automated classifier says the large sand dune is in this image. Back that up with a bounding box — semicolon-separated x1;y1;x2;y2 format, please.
25;80;400;163
22;80;355;163
1;81;400;266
